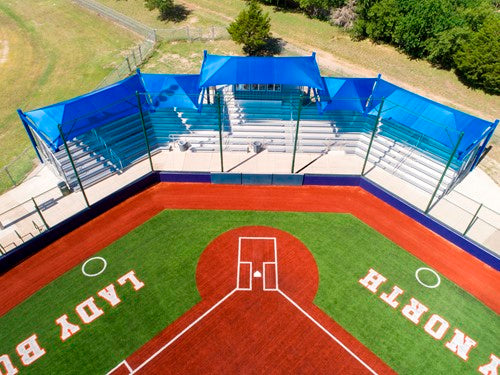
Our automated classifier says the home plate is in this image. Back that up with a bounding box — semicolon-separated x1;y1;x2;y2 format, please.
253;271;262;278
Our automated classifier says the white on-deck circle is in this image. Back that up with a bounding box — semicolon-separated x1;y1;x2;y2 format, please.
415;267;441;288
82;257;107;277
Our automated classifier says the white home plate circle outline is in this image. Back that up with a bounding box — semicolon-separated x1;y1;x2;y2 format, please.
82;257;107;277
415;267;441;288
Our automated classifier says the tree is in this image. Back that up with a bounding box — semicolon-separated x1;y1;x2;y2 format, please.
454;16;500;94
144;0;174;20
330;0;357;29
227;1;273;55
298;0;344;19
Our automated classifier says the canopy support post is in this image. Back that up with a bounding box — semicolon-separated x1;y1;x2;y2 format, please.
425;131;464;213
362;98;384;175
470;119;498;170
32;197;49;230
136;92;154;172
58;124;89;207
463;203;482;236
291;93;303;173
216;91;224;172
17;109;43;163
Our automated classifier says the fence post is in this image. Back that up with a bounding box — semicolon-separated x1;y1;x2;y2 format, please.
186;26;191;42
291;93;303;174
58;124;89;207
425;131;464;213
463;203;482;236
136;92;154;172
32;197;50;229
138;44;143;62
3;167;16;186
361;98;384;176
211;26;215;40
126;56;132;73
132;49;138;67
216;91;224;172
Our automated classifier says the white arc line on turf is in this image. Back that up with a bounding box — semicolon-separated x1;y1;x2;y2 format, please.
277;289;379;375
112;289;238;375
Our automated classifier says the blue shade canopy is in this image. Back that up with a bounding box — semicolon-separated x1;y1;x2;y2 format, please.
141;74;201;110
320;77;377;112
25;75;147;151
199;52;325;89
367;80;494;158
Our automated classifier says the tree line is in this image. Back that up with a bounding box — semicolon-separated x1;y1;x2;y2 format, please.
253;0;500;95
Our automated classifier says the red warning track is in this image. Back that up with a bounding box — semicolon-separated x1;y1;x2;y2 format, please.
110;226;394;374
1;183;498;318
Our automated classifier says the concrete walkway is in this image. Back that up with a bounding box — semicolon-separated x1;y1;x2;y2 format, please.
1;149;499;255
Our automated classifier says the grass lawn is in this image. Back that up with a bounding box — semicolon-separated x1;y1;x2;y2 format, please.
0;210;496;374
0;0;140;192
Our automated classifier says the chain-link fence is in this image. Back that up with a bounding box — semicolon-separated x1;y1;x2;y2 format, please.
96;39;156;89
73;0;156;40
156;26;229;42
0;148;38;194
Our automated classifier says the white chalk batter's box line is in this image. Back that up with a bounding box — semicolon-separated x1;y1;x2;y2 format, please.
237;237;278;291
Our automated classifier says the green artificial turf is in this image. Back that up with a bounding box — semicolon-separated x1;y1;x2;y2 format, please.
0;210;497;374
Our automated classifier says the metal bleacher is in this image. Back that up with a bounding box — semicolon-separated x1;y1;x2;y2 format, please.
50;87;464;195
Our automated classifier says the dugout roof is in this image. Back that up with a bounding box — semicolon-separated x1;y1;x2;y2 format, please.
198;51;325;89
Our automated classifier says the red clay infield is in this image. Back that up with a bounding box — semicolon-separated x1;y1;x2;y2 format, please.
110;226;394;374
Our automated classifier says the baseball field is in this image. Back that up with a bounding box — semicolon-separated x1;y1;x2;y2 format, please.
0;183;498;374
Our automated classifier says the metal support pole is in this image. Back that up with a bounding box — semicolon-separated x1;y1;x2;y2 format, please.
425;132;465;213
138;44;143;62
291;94;303;173
362;98;385;175
216;91;224;172
136;92;154;172
32;197;49;229
58;125;89;207
463;203;482;236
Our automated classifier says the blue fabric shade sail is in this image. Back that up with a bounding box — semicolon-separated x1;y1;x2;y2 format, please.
140;74;200;110
23;73;202;151
24;75;147;151
365;80;494;157
20;54;496;161
199;51;325;89
320;77;377;112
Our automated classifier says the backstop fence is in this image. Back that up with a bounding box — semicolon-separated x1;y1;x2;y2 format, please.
3;89;498;255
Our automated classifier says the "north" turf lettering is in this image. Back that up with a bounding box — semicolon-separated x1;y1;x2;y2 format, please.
358;268;497;372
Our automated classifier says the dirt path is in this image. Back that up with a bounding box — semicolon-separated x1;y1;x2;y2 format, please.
0;40;8;65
